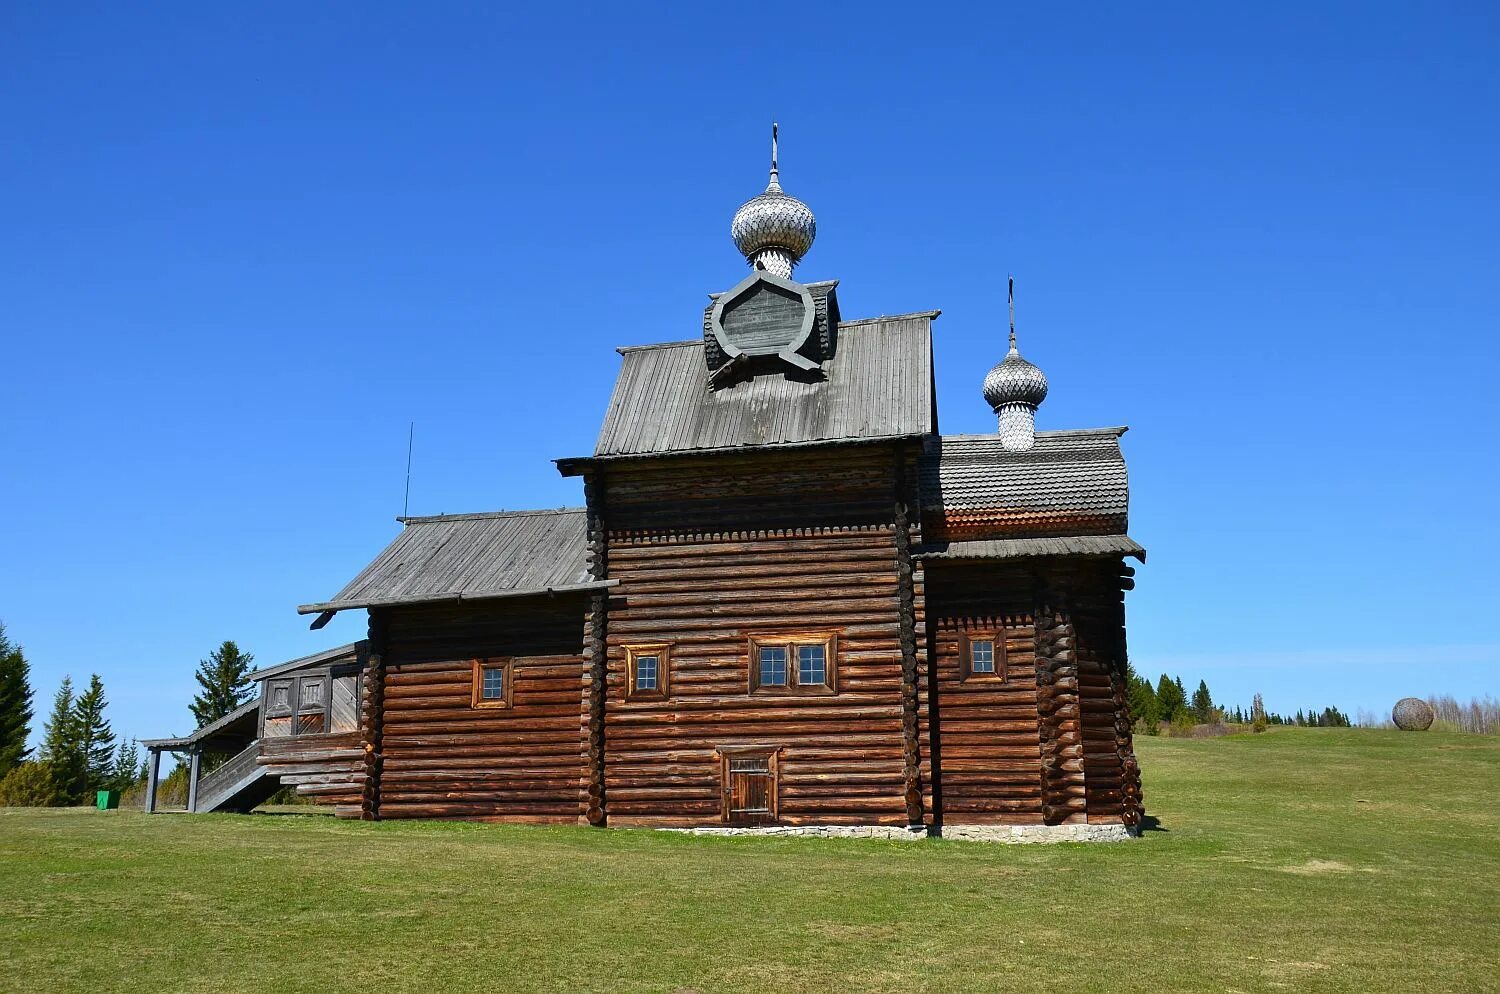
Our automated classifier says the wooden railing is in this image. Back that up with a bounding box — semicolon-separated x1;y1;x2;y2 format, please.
194;739;264;812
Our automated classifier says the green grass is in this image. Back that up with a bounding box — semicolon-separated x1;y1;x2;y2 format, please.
2;729;1497;993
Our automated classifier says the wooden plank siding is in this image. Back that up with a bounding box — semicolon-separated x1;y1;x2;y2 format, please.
597;445;923;828
371;596;590;822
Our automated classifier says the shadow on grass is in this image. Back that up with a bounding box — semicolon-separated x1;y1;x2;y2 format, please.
1139;814;1167;833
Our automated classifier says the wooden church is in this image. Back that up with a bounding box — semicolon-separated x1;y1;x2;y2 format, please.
144;131;1145;841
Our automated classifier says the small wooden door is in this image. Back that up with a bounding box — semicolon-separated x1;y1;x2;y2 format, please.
722;749;778;825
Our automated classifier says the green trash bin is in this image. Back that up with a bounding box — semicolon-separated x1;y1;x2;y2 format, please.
95;790;120;810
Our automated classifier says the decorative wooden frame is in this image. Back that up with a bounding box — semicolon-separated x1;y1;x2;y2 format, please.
716;745;781;823
470;657;514;709
747;632;838;695
958;631;1007;683
624;643;671;701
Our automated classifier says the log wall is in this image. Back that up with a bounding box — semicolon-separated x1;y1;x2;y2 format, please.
371;596;590;822
258;733;364;817
921;562;1045;824
597;445;921;828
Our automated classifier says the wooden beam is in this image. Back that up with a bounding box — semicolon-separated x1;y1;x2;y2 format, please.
144;749;161;814
186;750;201;813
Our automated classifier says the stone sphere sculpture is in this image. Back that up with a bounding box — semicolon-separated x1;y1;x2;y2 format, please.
1392;697;1435;731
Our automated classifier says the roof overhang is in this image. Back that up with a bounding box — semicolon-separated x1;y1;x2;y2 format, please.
556;433;928;477
142;695;261;751
246;642;362;682
297;578;619;617
914;534;1146;563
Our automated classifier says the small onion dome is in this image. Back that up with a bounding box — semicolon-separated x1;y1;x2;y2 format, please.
982;335;1049;411
730;124;815;278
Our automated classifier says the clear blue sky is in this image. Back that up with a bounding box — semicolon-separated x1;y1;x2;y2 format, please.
3;3;1496;744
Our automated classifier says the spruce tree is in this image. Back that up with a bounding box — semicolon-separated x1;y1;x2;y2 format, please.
73;674;116;795
112;738;143;791
190;641;255;728
0;622;35;778
1127;668;1160;733
1190;680;1214;723
40;677;84;803
1155;674;1186;722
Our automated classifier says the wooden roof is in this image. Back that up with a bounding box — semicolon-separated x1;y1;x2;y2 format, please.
585;312;937;459
298;509;613;616
919;428;1132;538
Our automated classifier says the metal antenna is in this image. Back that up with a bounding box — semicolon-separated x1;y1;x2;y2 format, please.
1007;274;1017;350
402;422;414;519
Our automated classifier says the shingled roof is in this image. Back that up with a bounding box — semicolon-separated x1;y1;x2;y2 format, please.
583;312;936;460
298;509;610;617
918;428;1134;542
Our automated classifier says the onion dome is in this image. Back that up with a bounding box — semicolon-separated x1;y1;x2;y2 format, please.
730;123;816;279
982;332;1050;410
984;278;1049;452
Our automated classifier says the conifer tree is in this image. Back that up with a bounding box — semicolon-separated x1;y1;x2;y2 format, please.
112;738;143;791
0;622;35;778
1190;680;1214;723
190;641;255;728
1127;667;1160;733
73;674;116;795
1155;674;1186;722
40;677;84;803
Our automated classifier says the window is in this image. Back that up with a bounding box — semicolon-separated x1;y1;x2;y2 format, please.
748;633;837;694
759;646;788;687
625;644;671;701
959;632;1007;682
470;658;514;709
971;640;996;673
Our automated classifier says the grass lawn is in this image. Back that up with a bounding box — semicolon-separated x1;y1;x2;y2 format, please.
2;728;1497;993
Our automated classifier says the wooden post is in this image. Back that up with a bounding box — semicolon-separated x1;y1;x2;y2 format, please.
360;609;388;821
582;471;609;827
893;451;924;828
144;748;161;814
186;749;201;813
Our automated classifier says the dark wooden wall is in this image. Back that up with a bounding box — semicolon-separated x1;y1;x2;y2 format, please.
596;445;923;827
921;562;1044;824
258;733;364;816
922;557;1140;828
370;596;590;822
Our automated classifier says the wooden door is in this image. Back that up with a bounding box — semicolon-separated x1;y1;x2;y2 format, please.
722;749;777;825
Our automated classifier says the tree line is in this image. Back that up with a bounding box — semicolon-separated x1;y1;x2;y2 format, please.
0;620;256;806
1126;666;1350;735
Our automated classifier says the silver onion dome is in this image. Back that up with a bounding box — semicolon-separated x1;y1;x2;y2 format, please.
985;278;1049;451
982;336;1050;410
730;123;815;279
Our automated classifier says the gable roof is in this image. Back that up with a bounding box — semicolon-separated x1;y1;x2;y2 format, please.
919;428;1133;540
246;643;362;682
298;508;611;617
585;312;937;459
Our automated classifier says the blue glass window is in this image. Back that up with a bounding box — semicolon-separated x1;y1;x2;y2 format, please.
481;666;505;700
797;644;826;686
759;646;788;686
635;654;659;691
971;639;996;674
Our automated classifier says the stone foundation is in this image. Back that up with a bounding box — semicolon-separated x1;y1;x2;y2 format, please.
939;822;1137;844
660;822;1138;843
665;825;928;841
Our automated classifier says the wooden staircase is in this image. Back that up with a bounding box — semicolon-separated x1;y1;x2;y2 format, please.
193;740;281;813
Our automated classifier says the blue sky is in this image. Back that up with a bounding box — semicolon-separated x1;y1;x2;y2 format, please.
2;3;1496;743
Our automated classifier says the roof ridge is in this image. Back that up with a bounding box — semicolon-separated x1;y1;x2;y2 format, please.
937;426;1128;443
399;507;586;525
616;340;702;355
839;310;941;326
